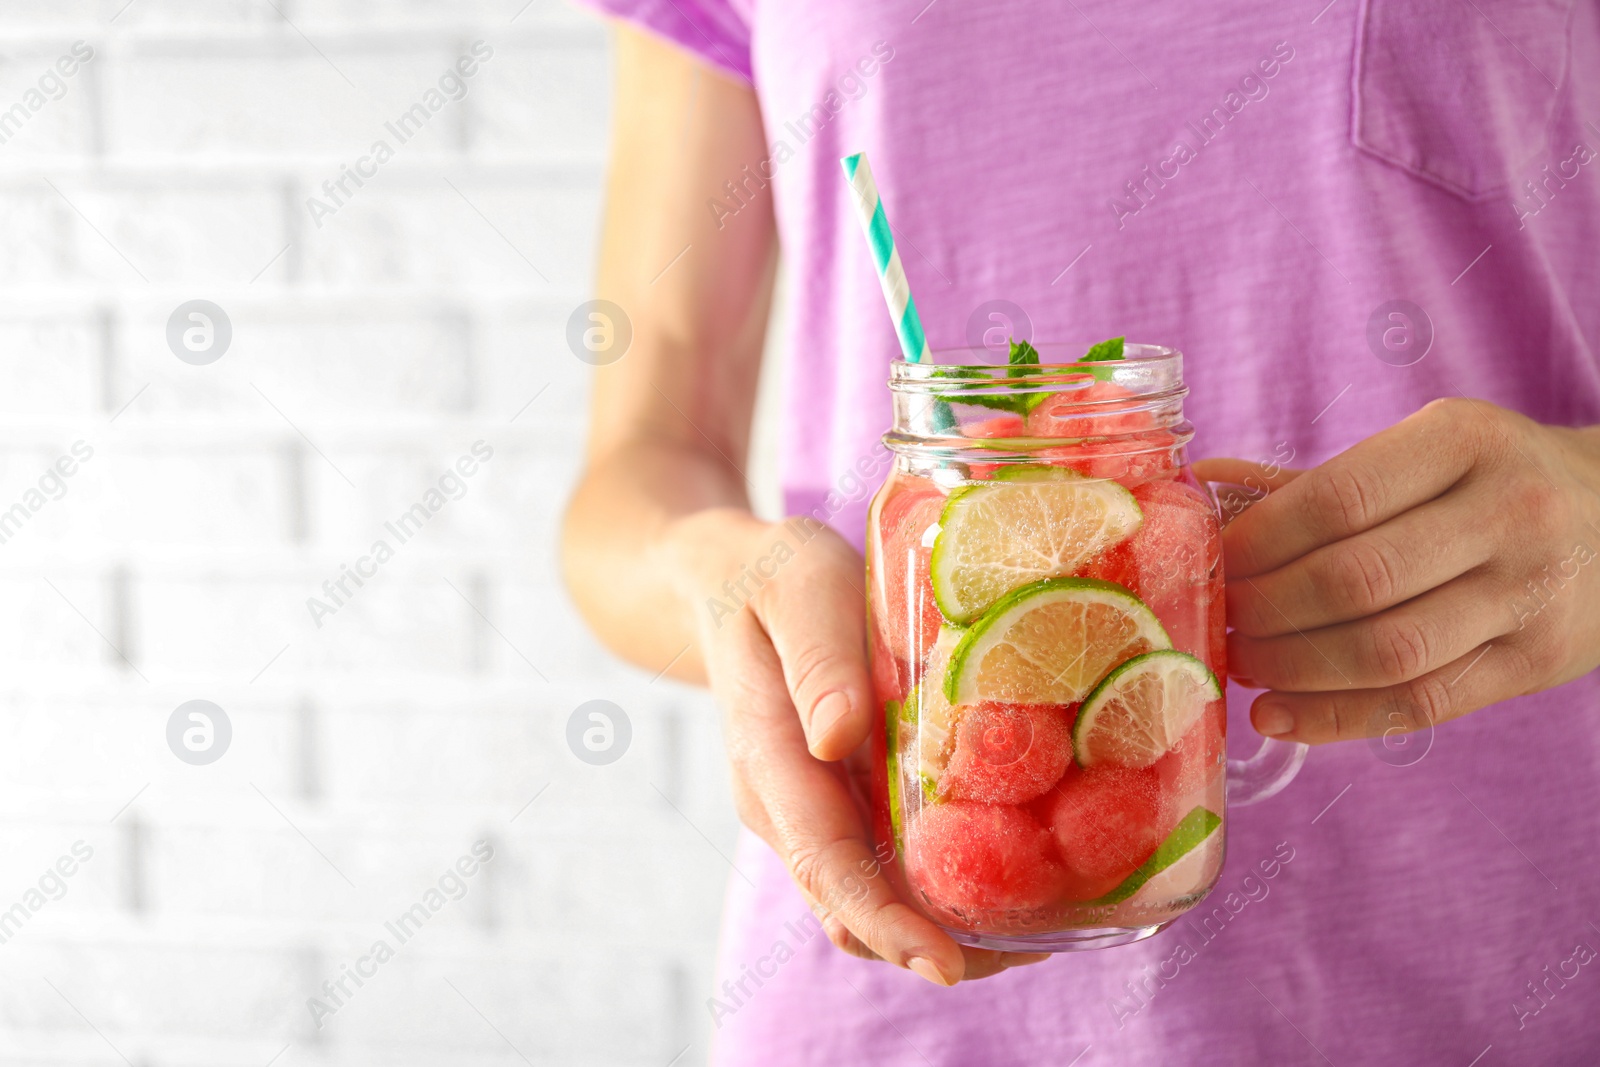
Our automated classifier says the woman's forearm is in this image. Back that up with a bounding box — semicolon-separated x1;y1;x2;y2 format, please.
561;436;757;684
563;22;778;684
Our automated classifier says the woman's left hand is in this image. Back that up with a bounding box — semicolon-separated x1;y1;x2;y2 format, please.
1193;397;1600;745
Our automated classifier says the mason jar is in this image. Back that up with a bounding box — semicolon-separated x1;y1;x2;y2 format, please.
866;344;1304;952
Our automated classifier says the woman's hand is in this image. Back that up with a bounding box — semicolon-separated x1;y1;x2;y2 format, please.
1195;398;1600;745
665;508;1049;985
565;25;1039;985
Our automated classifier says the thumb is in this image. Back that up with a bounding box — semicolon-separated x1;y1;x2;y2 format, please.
755;526;875;762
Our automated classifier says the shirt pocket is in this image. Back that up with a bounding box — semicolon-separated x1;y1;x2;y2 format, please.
1351;0;1575;200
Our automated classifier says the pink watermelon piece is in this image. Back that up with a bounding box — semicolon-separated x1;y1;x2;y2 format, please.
1025;380;1154;439
964;413;1028;479
941;701;1076;805
1042;764;1165;902
964;413;1026;439
907;802;1066;917
1207;573;1228;680
876;477;946;669
1154;701;1227;822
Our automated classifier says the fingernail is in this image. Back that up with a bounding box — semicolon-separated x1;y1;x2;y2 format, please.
907;956;951;986
809;691;852;749
1253;701;1294;737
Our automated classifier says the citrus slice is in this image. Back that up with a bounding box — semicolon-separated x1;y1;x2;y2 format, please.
930;473;1142;623
885;698;905;853
910;626;965;799
988;463;1073;481
1082;806;1222;906
945;578;1169;706
1073;649;1221;769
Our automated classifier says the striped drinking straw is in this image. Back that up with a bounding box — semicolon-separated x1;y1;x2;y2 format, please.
840;152;932;364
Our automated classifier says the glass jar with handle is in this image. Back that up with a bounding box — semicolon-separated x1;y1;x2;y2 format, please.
867;343;1307;952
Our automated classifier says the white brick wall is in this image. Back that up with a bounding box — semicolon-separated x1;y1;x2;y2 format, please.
0;4;743;1064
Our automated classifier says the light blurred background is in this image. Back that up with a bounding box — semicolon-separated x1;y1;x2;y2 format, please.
0;2;773;1063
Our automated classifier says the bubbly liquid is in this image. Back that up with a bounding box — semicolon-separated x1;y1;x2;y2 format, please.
867;449;1228;945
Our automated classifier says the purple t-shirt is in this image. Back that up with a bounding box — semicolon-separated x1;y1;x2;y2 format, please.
579;1;1600;1062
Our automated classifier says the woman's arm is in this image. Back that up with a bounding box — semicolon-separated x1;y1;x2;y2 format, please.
562;24;776;684
562;26;1041;985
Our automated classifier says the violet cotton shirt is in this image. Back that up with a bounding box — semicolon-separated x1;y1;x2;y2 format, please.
578;0;1600;1063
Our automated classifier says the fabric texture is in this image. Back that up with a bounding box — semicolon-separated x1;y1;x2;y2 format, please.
579;0;1600;1063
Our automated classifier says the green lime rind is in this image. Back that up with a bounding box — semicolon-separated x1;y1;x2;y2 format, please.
912;626;967;799
929;478;1143;624
1083;806;1221;907
929;484;979;622
943;577;1170;705
885;699;904;854
955;435;1082;451
1072;648;1222;769
990;463;1086;482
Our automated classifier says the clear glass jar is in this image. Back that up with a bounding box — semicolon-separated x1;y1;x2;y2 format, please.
866;345;1304;952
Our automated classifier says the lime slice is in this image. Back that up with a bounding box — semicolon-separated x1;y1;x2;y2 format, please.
944;578;1169;705
930;472;1141;623
885;699;905;853
1073;650;1221;769
990;463;1081;481
1083;806;1222;906
911;626;964;799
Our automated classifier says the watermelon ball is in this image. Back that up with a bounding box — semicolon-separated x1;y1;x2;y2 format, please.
1025;379;1153;438
963;413;1027;479
876;478;947;668
1206;572;1228;680
907;802;1066;917
1030;433;1179;485
1043;765;1165;902
1124;478;1220;600
941;701;1075;805
964;413;1026;439
1154;700;1227;822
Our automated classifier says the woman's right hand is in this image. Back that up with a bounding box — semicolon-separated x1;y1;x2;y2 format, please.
565;24;1045;987
666;507;1051;985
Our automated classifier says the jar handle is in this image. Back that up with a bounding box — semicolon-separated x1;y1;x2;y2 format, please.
1206;477;1309;806
1226;734;1308;806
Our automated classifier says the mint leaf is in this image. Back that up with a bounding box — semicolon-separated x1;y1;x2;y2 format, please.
930;338;1052;418
1082;336;1125;362
1008;338;1041;367
1009;338;1051;412
931;366;1027;415
1082;336;1125;382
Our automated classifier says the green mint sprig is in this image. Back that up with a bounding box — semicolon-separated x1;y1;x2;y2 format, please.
929;336;1126;421
1082;336;1125;381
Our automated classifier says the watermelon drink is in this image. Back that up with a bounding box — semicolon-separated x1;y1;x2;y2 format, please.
868;341;1235;952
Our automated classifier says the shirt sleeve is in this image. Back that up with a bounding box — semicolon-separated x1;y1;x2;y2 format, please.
572;0;753;82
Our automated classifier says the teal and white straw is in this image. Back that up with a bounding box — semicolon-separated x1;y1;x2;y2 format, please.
841;152;931;364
